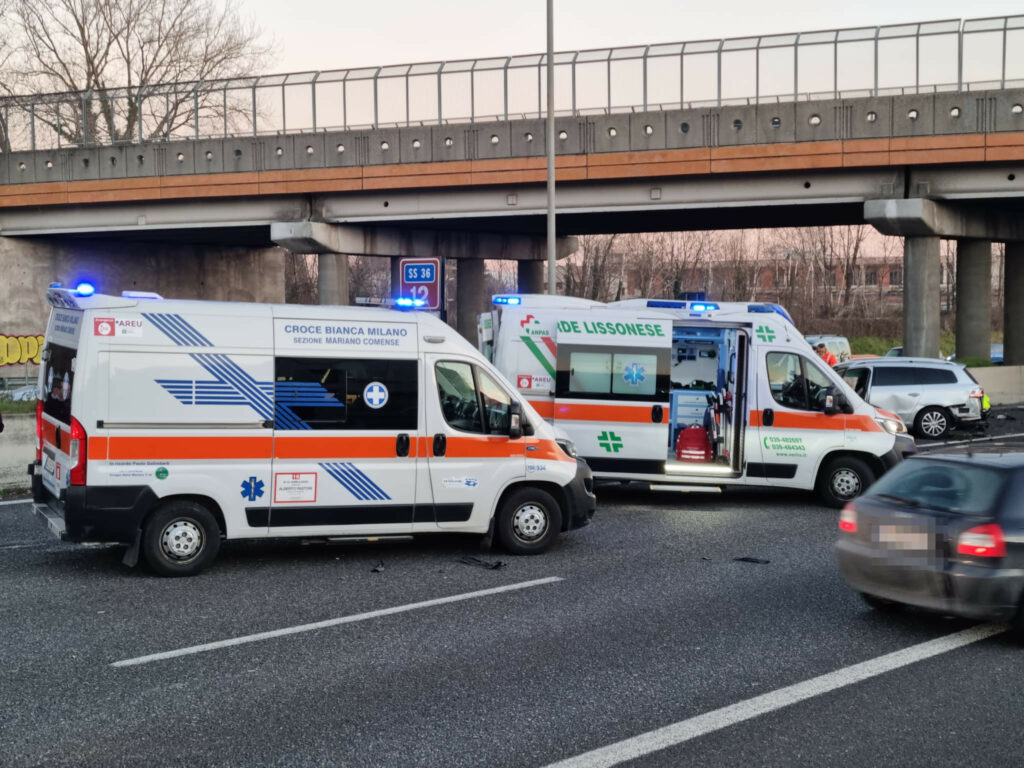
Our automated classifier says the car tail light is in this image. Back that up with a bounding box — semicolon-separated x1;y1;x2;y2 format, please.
957;523;1005;558
69;416;87;486
35;400;44;461
839;503;857;533
969;387;984;399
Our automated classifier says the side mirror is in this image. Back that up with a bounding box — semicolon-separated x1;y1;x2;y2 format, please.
508;401;523;440
824;387;853;416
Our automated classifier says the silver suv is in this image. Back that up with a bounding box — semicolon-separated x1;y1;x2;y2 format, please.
834;358;986;439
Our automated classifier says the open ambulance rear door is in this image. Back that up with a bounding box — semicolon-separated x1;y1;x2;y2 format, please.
552;314;672;476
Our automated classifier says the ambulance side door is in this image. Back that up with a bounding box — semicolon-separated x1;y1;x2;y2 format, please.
753;350;846;487
553;320;671;475
425;355;525;531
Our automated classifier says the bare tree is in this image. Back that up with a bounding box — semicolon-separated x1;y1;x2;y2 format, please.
4;0;271;145
348;255;390;304
284;253;317;304
563;234;621;301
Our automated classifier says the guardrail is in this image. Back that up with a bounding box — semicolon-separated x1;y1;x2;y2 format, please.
0;15;1022;152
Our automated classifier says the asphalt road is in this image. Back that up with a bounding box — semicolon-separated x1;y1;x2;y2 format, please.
3;460;1024;767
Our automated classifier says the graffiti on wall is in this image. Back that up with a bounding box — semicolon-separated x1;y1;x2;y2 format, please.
0;335;46;367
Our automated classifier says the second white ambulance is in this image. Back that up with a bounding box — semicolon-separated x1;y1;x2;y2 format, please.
31;286;595;575
480;295;915;507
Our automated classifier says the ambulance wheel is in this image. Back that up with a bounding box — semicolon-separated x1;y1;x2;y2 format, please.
141;501;221;577
817;456;874;509
496;488;562;555
914;406;950;440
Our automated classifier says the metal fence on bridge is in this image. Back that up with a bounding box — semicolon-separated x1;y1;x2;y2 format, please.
0;15;1022;152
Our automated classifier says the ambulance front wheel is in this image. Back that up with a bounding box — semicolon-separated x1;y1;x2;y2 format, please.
141;501;222;577
496;488;562;555
817;456;875;509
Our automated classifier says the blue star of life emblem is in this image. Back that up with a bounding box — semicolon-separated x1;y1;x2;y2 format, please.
363;381;389;409
241;476;264;502
623;362;646;387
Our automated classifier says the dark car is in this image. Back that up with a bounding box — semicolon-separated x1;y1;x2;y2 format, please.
836;452;1024;632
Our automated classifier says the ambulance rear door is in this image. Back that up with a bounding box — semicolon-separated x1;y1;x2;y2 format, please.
553;315;671;476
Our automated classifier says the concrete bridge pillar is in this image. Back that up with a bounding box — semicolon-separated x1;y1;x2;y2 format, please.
954;240;992;361
317;253;350;306
518;261;546;294
1005;244;1024;366
456;259;487;345
903;236;941;359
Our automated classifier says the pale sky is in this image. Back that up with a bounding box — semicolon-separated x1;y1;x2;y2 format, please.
244;0;1024;75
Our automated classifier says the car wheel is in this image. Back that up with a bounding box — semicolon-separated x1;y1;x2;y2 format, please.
860;593;904;612
817;456;875;508
141;500;221;577
914;406;951;440
496;488;562;555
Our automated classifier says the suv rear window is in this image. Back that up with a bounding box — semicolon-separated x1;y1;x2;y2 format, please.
867;459;1007;514
871;367;916;387
916;367;957;385
42;344;76;424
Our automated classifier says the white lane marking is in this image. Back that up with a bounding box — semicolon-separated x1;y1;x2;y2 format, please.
112;576;563;668
0;498;31;507
543;624;1004;768
923;431;1024;449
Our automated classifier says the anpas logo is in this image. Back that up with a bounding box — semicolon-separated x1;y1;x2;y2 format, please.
95;317;144;337
94;318;115;336
519;314;550;337
517;374;533;389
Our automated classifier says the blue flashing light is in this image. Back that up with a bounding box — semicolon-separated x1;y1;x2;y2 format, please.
690;302;719;312
395;298;427;309
75;282;96;297
49;282;63;289
646;300;688;309
492;296;522;305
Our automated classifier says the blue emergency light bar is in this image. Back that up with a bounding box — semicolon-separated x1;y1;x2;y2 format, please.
747;303;794;323
75;282;96;296
689;302;719;312
646;300;688;309
492;296;522;305
395;298;426;308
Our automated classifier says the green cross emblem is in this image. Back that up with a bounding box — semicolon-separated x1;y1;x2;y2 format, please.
755;325;776;343
597;431;623;453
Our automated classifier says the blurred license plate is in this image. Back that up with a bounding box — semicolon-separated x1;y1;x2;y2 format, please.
43;455;55;474
876;526;929;549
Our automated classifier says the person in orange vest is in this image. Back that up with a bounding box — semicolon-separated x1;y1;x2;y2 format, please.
815;342;838;367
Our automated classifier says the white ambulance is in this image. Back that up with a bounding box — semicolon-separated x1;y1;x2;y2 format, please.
30;285;595;576
480;295;916;507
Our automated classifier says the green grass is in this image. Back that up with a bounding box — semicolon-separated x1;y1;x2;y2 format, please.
849;331;968;359
0;398;38;415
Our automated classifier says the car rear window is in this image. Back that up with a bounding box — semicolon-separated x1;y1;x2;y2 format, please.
42;343;76;424
872;367;916;386
867;459;1008;514
916;367;957;385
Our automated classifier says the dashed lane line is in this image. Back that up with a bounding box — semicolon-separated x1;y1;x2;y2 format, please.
542;624;1004;768
112;576;564;668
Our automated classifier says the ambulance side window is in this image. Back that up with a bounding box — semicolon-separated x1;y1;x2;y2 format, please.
556;345;669;401
435;361;511;435
274;357;417;430
767;352;832;412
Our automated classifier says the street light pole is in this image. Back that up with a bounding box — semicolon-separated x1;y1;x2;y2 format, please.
546;0;556;294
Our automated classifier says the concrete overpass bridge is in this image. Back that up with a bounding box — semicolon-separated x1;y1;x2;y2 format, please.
0;15;1022;359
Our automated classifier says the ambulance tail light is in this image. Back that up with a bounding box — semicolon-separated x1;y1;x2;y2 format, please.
69;417;88;486
35;400;44;461
839;503;857;533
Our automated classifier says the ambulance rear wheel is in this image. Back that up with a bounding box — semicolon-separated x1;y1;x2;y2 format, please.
496;488;561;555
142;501;221;577
817;456;874;509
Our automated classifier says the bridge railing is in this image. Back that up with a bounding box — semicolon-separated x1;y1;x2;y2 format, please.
0;15;1022;153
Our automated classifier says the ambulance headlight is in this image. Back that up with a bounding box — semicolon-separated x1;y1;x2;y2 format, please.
876;417;907;435
556;438;578;459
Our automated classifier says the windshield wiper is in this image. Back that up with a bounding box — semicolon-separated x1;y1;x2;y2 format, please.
876;493;921;508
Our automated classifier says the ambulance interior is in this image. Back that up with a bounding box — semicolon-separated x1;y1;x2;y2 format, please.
668;325;745;473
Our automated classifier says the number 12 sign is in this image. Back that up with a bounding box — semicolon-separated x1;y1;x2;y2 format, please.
399;258;441;310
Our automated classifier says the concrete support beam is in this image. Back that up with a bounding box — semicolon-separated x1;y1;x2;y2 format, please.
456;259;487;345
317;253;349;306
903;236;942;359
1006;243;1024;366
518;261;545;294
866;198;1024;241
272;220;576;262
955;240;992;361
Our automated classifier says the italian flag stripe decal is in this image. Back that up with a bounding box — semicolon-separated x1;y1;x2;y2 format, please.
521;335;556;378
